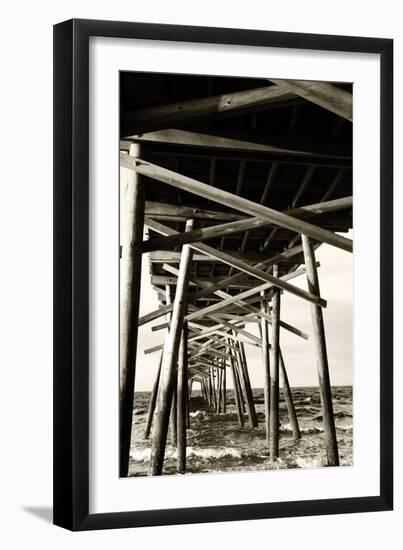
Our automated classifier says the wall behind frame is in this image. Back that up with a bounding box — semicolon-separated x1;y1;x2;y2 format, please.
0;0;400;548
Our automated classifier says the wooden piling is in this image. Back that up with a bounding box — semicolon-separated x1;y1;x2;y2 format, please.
177;321;188;473
236;338;258;428
270;265;281;460
144;351;162;439
185;374;190;429
170;381;178;446
119;143;145;477
301;235;339;466
280;349;301;440
216;366;222;413
149;220;194;476
222;363;227;413
234;359;246;414
260;291;271;448
166;285;177;447
228;344;244;427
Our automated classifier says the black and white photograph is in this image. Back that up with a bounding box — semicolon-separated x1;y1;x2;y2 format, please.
119;72;353;478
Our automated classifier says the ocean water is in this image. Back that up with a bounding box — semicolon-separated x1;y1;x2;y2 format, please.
128;386;353;476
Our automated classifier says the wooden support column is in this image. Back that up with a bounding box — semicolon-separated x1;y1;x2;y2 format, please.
119;143;145;477
235;360;247;414
234;335;258;428
228;343;244;427
177;321;188;474
144;351;162;439
270;265;281;460
170;381;178;446
301;235;339;466
149;220;194;476
280;349;301;440
222;363;227;413
260;291;271;448
216;367;222;413
163;285;177;447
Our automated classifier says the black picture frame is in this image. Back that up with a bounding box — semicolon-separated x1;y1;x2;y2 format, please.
53;18;393;531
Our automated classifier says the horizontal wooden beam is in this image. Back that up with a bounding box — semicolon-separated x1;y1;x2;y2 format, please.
138;241;307;326
143;196;352;252
148;249;268;264
208;314;262;346
121;84;294;135
145;217;327;308
191;348;232;362
150;275;259;289
121;155;352;253
144;201;244;222
144;216;271;253
186;274;299;320
271;79;352;122
163;262;309;340
124;128;351;159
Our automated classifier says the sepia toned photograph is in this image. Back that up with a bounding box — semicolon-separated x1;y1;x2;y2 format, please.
119;72;353;478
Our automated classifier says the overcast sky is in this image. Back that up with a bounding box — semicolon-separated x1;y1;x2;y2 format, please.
134;230;353;391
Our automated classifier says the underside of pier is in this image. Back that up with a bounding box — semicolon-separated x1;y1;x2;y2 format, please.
119;72;353;476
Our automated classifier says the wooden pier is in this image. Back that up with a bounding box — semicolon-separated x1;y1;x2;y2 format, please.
119;73;352;476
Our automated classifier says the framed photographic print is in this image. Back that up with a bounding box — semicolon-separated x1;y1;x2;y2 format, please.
53;19;393;530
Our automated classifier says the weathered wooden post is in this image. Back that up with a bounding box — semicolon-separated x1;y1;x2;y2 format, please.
270;264;281;460
164;285;177;447
185;373;191;429
177;321;188;473
119;143;145;477
170;381;178;446
260;291;271;448
149;220;194;475
235;338;258;428
228;343;244;427
222;362;227;413
234;359;246;414
280;349;301;440
144;352;162;439
216;366;222;413
301;235;339;465
210;366;217;410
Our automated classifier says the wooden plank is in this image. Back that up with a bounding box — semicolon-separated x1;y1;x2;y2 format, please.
122;84;294;135
271;79;352;121
145;217;327;308
121;155;353;253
